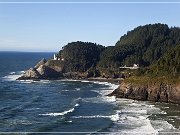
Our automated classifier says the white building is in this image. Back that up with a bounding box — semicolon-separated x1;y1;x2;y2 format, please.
53;54;64;61
53;54;57;60
133;64;139;69
119;64;139;69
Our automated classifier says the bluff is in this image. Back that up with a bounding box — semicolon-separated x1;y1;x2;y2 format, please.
58;41;105;72
17;58;64;80
17;41;105;80
17;24;180;104
108;80;180;104
98;23;180;70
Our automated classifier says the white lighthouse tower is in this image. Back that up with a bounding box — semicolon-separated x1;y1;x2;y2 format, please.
53;54;57;60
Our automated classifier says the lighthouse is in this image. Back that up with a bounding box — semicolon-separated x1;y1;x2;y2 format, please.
53;54;57;60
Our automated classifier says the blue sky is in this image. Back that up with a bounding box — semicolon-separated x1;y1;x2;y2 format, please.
0;0;180;52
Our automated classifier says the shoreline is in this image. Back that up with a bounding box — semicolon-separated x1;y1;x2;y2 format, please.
86;77;123;85
5;71;180;131
15;67;180;105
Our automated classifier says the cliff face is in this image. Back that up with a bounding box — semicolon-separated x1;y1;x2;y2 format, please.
17;59;64;80
108;82;180;104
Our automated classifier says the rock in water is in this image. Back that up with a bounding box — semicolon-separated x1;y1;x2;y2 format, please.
17;58;64;80
36;65;62;79
34;58;47;69
17;68;41;80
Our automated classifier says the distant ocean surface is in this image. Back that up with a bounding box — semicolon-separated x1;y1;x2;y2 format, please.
0;52;180;134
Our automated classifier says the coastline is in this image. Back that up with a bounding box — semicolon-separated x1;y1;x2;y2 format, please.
86;77;123;85
14;58;180;105
1;53;180;131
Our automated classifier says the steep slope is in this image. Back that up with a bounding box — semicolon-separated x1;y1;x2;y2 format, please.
58;41;105;72
98;23;180;69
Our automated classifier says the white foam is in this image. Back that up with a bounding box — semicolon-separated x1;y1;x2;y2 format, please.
20;80;39;83
72;111;120;122
2;74;22;81
75;88;81;91
39;103;79;117
25;108;40;111
93;81;119;96
2;71;24;81
109;98;178;134
10;72;16;75
123;109;147;115
20;71;25;73
40;80;50;84
104;96;116;102
39;108;75;116
72;114;119;122
80;80;91;83
150;120;176;132
75;103;79;107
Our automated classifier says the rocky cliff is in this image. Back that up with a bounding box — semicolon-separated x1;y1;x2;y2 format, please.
108;81;180;104
16;58;99;80
17;58;63;80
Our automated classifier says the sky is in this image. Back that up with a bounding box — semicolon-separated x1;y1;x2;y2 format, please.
0;0;180;52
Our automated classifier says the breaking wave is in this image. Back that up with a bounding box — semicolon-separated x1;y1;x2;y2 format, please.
39;103;79;117
72;110;121;122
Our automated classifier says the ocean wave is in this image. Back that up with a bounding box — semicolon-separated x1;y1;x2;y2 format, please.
25;108;40;111
72;110;120;122
39;103;79;117
19;80;40;83
110;98;178;134
2;71;24;81
39;108;75;116
123;109;148;115
9;72;16;75
92;81;119;96
9;119;33;125
103;96;116;102
75;103;79;107
19;79;50;84
75;88;81;91
2;74;22;81
39;80;50;84
150;120;176;132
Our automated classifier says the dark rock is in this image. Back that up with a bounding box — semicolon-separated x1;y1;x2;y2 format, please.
108;81;180;104
63;72;81;79
36;65;62;79
17;58;64;80
17;68;41;80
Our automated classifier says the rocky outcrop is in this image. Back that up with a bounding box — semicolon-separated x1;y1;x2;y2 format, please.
34;58;47;68
17;59;63;80
36;65;62;79
108;82;180;104
17;68;41;80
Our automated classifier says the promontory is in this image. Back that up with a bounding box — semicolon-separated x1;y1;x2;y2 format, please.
17;23;180;104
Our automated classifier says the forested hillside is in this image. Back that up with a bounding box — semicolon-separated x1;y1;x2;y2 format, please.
149;45;180;77
58;41;105;72
57;23;180;77
98;23;180;70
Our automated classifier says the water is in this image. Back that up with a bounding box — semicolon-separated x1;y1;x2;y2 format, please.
0;52;180;134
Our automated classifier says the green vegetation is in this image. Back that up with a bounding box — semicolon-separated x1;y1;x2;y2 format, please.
149;45;180;77
56;23;180;82
58;41;105;72
98;23;180;69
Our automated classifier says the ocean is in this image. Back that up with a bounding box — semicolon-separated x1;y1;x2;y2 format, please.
0;52;180;134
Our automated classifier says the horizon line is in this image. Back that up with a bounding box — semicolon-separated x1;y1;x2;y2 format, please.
1;1;180;4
